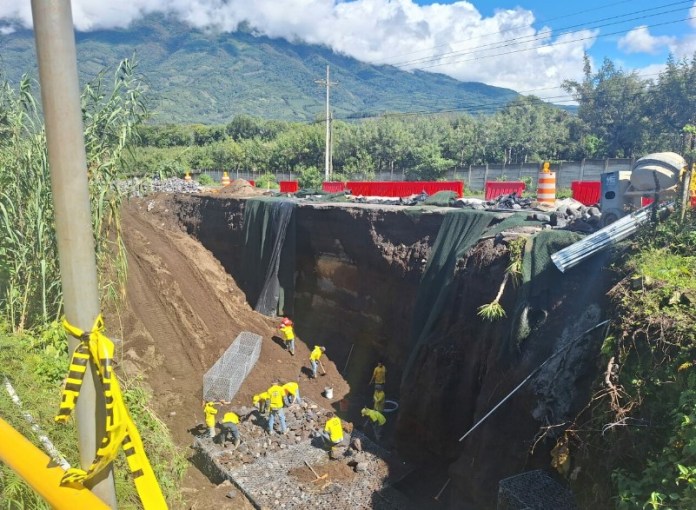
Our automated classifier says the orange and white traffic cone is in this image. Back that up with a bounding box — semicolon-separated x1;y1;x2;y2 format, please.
536;162;556;205
221;171;230;187
184;172;192;182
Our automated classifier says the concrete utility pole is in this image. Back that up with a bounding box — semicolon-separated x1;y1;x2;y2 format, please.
315;65;337;180
30;1;117;508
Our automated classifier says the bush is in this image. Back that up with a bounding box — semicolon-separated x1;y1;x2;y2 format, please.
256;173;278;189
197;173;214;186
297;165;322;189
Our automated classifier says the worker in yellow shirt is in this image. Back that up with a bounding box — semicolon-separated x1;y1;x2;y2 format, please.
204;401;218;438
282;381;302;406
278;318;296;356
252;391;270;415
267;380;288;434
369;361;386;386
321;412;344;458
309;345;326;379
361;407;386;441
373;385;385;412
217;411;241;448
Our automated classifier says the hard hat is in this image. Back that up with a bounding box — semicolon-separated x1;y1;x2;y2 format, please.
280;317;291;326
320;346;326;352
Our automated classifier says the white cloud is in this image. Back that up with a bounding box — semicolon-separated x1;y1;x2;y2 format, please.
618;26;675;55
691;3;696;29
0;0;601;94
0;25;15;35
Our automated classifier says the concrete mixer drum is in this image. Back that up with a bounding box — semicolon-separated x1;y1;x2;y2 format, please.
630;152;686;191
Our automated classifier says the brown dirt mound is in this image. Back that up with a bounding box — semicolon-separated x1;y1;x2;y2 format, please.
217;179;265;197
109;196;349;508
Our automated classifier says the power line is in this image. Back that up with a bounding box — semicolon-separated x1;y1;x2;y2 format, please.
414;14;696;72
392;1;694;69
371;0;637;64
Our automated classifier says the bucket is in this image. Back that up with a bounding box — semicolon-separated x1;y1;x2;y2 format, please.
324;386;334;399
383;400;399;413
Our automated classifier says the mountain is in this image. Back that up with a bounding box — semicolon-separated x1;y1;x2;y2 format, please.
0;15;518;124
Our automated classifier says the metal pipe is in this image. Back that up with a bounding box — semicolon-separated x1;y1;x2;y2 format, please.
0;418;110;510
30;1;117;506
551;204;671;273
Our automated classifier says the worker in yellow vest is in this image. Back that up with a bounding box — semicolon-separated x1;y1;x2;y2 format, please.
204;401;218;438
278;317;296;356
369;361;386;386
321;412;344;458
282;381;302;406
361;407;386;441
373;385;385;412
217;411;241;448
309;346;326;379
267;381;287;434
252;391;270;415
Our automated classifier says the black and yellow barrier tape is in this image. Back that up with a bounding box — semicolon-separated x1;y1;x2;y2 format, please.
56;315;167;509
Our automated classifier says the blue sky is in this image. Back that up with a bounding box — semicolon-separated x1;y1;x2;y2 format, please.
1;0;695;100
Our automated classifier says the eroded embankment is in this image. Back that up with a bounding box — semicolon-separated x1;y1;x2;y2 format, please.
162;194;616;508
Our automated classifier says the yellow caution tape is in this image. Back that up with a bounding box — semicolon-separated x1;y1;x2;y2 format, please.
57;315;167;509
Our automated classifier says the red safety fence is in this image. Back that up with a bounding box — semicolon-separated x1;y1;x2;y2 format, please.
345;181;463;198
484;181;525;201
571;181;601;206
248;180;255;187
322;182;347;193
279;180;299;193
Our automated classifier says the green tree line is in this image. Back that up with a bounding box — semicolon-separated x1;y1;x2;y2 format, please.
128;53;696;183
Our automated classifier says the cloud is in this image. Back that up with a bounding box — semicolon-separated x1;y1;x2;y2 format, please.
0;0;601;94
0;24;15;35
618;26;675;55
691;3;696;29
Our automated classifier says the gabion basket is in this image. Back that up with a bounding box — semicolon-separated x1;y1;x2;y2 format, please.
497;470;579;510
203;332;262;402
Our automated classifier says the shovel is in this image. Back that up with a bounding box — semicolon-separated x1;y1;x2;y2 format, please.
318;359;327;376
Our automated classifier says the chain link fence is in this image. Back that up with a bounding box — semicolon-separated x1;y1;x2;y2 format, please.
203;331;262;401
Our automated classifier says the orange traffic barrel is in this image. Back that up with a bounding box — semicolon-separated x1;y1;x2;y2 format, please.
537;162;556;205
221;171;230;186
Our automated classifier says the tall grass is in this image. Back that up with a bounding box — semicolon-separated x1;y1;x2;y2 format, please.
0;58;146;331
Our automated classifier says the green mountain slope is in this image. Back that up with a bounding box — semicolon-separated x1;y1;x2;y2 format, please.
0;15;517;123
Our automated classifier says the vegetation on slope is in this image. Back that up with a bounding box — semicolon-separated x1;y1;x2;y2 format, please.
563;205;696;509
0;61;185;507
0;15;516;123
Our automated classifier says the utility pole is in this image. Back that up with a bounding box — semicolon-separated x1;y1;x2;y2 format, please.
315;65;337;180
30;1;117;507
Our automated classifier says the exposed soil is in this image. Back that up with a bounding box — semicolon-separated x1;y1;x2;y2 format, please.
110;195;349;508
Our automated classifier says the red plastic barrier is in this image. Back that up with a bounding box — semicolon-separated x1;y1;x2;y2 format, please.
641;196;655;207
345;181;463;198
279;180;299;193
322;182;346;193
248;180;255;187
571;181;600;206
484;181;525;201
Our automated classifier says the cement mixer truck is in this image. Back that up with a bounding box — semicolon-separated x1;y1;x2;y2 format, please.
599;152;687;226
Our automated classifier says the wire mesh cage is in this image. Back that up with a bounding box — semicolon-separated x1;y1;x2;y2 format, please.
203;332;262;401
497;470;579;510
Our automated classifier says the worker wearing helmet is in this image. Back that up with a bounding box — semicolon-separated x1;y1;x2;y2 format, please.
278;318;296;356
373;385;385;413
361;407;386;441
309;346;326;379
369;361;386;386
282;381;302;406
203;401;218;438
321;412;344;458
217;411;241;448
252;391;270;415
267;381;287;434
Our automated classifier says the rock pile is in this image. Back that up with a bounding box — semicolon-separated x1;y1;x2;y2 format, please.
193;399;414;509
118;177;202;197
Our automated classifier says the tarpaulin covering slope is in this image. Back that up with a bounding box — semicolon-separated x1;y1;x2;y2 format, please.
241;198;296;316
403;211;545;380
